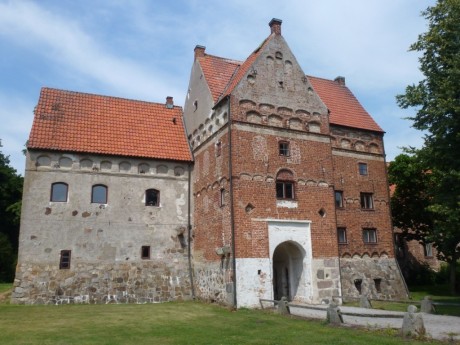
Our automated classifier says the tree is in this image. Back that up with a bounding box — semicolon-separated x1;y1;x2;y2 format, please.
395;0;460;294
0;140;23;282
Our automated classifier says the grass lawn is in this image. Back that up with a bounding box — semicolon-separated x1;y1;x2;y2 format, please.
0;301;447;345
0;283;13;294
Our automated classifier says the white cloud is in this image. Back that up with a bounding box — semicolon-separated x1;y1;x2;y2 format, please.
0;1;182;100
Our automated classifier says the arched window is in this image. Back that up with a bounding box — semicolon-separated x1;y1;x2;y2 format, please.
91;184;108;204
50;182;68;202
276;169;295;200
145;189;160;206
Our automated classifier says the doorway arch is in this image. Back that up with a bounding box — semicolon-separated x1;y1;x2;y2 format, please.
272;241;305;301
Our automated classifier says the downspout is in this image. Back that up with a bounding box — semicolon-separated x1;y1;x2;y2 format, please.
383;147;410;298
187;163;195;299
227;96;237;308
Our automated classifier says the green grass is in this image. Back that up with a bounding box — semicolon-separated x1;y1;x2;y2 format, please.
0;283;13;294
0;301;446;345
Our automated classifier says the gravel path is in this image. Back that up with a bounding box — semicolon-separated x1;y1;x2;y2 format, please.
288;304;460;342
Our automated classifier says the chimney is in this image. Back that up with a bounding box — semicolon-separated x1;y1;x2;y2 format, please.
269;18;282;35
166;96;174;109
194;45;206;59
334;76;346;86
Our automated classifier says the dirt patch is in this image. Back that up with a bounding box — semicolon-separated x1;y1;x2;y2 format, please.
0;289;12;304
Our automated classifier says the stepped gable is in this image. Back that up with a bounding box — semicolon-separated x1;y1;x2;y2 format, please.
28;87;193;162
308;76;383;133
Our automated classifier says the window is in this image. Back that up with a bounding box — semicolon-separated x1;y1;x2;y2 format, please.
91;184;108;204
363;228;377;243
335;191;344;208
141;246;151;259
276;181;294;199
145;189;160;206
279;141;290;156
215;141;222;157
337;228;347;244
50;182;68;202
360;193;374;209
59;250;71;269
276;169;295;200
424;243;433;257
220;189;226;207
358;163;368;176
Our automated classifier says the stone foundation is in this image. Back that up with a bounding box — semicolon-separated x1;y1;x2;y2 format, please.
11;260;192;305
340;257;408;301
193;259;233;305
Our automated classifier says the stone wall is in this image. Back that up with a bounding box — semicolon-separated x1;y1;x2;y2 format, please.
12;150;193;304
13;259;191;305
340;256;408;301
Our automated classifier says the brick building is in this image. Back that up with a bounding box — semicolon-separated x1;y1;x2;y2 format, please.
184;19;407;307
13;19;407;306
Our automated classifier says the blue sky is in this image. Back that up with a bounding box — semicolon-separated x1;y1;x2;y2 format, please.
0;0;434;174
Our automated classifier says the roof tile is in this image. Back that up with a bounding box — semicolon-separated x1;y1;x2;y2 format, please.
28;88;193;162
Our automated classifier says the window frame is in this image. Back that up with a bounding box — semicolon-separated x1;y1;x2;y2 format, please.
337;227;347;244
276;180;295;200
278;141;290;156
363;228;377;244
358;162;368;176
91;184;108;204
360;192;374;210
334;190;344;208
59;250;71;269
145;189;160;207
50;182;68;202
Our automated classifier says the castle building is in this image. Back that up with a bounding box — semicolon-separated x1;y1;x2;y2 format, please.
12;19;407;306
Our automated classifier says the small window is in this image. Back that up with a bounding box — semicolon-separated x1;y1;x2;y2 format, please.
59;250;71;269
220;189;226;207
424;243;433;257
51;182;68;202
360;193;374;209
141;246;151;259
363;228;377;243
215;141;222;157
91;184;108;204
358;163;368;176
276;181;294;199
374;278;382;293
337;228;347;244
145;189;160;206
335;191;344;208
279;141;290;156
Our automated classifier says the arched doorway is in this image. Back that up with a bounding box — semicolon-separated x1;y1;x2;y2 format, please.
272;241;305;301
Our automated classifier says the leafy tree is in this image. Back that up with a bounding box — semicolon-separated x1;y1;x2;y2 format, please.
395;0;460;294
0;140;23;282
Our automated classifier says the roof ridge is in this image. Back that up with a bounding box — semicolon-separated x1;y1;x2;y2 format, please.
40;87;183;110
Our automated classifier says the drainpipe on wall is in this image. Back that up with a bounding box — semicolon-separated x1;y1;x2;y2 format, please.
187;163;195;299
227;96;237;308
383;150;410;299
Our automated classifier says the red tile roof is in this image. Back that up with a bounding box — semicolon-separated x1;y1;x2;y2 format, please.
198;54;240;102
308;76;383;133
28;88;193;162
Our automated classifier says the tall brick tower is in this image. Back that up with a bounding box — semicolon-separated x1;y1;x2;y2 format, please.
184;19;407;307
